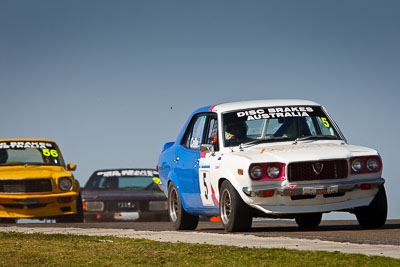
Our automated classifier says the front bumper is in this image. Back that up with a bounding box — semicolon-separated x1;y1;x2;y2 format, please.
242;178;385;214
0;192;79;219
83;210;169;222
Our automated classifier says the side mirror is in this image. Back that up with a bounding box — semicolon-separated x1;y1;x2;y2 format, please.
162;142;175;152
200;144;214;153
67;164;77;171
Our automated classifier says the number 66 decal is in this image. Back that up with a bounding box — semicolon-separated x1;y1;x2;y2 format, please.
42;149;59;157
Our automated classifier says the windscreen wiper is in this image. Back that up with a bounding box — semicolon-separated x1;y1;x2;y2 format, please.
0;162;41;166
241;137;293;148
293;135;338;145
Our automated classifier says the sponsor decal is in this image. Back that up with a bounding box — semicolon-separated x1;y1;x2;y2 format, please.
258;143;338;153
190;137;200;149
200;164;210;168
97;169;158;177
0;141;53;149
235;106;315;121
229;106;325;121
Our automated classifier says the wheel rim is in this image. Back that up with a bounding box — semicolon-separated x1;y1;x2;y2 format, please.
220;188;232;225
169;187;179;222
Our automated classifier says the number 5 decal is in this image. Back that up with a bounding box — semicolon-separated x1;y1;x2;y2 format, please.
199;170;214;206
321;117;330;127
203;173;208;199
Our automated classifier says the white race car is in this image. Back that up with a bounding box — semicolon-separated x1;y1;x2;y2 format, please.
157;99;387;232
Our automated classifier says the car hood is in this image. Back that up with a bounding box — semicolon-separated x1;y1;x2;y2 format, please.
0;165;70;178
81;190;167;201
228;141;378;163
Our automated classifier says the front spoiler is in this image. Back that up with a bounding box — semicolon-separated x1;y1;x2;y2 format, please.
242;178;385;198
0;191;79;218
84;210;169;222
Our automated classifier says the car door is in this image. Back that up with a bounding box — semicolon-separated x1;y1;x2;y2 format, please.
198;114;220;209
173;114;206;209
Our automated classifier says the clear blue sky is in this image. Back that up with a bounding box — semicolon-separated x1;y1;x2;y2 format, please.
1;1;399;220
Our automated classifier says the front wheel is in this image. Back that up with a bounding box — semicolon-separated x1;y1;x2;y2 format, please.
295;213;322;228
56;193;84;223
220;180;252;232
0;218;17;223
168;182;199;230
355;185;387;229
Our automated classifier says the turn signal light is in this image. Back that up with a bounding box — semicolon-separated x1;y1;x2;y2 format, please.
57;197;72;203
262;190;275;198
360;184;372;190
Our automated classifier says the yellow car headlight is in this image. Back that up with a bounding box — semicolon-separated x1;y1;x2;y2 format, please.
58;177;73;191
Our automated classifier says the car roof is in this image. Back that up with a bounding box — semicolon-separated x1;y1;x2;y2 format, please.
0;138;56;142
208;99;321;113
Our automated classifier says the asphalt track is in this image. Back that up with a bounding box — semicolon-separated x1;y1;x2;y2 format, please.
1;219;399;259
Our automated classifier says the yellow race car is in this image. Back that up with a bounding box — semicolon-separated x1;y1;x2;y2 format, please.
0;139;83;223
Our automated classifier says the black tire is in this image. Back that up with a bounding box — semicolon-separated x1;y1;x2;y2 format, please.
355;185;387;229
56;193;84;223
0;218;17;223
220;180;252;232
295;213;322;228
168;182;199;230
83;215;97;223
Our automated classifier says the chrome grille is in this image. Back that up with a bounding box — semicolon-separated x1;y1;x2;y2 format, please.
107;200;139;212
103;200;146;212
0;179;53;193
288;160;348;182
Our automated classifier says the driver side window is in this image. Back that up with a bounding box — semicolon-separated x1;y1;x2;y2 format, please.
182;115;206;150
204;115;219;151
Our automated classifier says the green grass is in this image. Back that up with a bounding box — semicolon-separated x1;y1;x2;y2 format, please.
0;232;398;266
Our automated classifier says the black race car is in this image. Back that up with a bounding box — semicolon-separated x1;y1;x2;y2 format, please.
81;168;168;222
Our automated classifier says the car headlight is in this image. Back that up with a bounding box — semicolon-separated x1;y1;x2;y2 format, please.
58;177;73;191
266;165;281;179
149;200;167;211
249;165;264;180
351;158;364;173
85;201;104;211
366;158;380;172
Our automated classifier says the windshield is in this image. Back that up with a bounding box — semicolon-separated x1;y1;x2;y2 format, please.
0;141;65;166
222;105;341;147
85;169;160;191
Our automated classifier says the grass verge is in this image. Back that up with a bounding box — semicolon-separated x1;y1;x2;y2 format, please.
0;232;399;266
